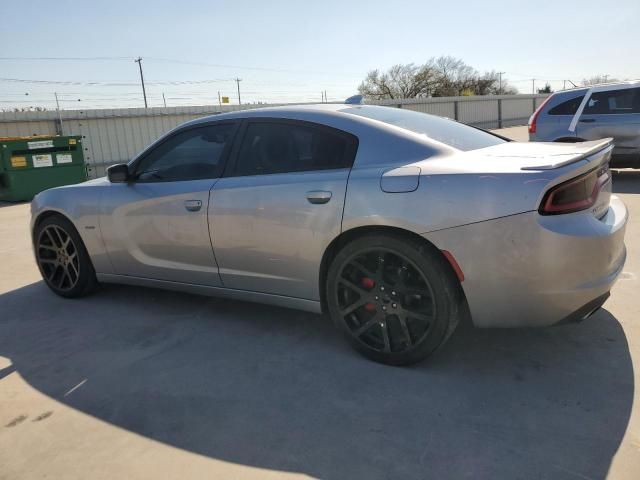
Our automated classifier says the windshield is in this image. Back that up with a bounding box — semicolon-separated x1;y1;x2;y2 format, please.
341;105;507;151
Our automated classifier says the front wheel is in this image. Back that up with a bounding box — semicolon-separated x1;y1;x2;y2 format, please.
33;215;97;298
326;233;464;366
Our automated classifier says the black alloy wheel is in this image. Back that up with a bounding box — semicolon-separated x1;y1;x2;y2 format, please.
327;233;464;365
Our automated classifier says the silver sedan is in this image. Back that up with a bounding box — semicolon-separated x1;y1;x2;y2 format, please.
30;105;628;365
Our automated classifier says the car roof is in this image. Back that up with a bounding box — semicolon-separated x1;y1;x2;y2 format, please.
182;104;451;145
185;103;350;125
554;79;640;96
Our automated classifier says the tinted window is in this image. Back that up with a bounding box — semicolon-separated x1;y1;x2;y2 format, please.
234;121;357;176
548;95;584;115
584;88;640;114
135;123;235;182
341;105;505;151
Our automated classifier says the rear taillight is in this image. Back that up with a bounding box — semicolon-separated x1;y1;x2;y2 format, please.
528;96;552;134
539;165;611;215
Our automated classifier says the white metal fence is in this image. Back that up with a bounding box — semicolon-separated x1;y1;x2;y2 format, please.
0;94;547;179
371;94;547;129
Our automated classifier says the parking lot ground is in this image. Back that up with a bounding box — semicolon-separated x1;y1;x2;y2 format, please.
1;159;639;479
492;125;530;141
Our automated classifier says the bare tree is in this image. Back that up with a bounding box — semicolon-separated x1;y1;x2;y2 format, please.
479;71;518;95
430;56;477;96
358;63;438;99
359;57;518;100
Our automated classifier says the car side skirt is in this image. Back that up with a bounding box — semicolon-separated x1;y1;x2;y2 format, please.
96;274;323;314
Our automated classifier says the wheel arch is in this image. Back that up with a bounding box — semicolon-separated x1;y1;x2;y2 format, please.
32;210;74;242
319;225;465;313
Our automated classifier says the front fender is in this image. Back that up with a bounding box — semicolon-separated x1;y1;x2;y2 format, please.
31;180;113;274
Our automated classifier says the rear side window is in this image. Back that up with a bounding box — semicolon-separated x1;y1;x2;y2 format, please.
548;95;584;115
341;105;505;151
584;88;640;114
233;121;357;176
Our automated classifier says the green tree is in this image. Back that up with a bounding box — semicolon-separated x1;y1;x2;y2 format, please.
537;83;553;94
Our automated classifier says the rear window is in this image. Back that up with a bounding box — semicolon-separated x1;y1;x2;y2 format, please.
340;105;506;151
548;95;584;115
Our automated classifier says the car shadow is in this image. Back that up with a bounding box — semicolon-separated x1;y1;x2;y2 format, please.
0;281;634;480
612;169;640;194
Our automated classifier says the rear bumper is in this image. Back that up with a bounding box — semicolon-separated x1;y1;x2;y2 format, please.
555;292;610;325
423;195;628;328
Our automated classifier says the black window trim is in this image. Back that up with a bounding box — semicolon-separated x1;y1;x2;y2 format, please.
223;117;359;178
548;94;585;116
583;88;640;116
128;120;240;183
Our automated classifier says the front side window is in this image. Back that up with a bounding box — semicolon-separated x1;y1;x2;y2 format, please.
134;123;235;182
234;121;357;176
584;88;640;115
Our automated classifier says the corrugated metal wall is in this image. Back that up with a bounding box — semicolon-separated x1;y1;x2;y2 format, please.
372;94;546;129
0;95;547;178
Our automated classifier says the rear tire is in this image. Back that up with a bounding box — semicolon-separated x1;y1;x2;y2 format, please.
326;233;464;366
33;215;98;298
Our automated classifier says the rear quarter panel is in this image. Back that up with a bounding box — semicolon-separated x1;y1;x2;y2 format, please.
342;150;574;236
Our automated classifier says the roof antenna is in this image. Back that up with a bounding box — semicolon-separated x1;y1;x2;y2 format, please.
345;94;364;105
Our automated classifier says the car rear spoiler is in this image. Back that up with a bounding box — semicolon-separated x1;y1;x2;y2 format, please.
520;138;613;170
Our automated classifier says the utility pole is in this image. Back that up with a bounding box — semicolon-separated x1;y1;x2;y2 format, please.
532;78;536;94
324;90;327;103
321;91;324;103
234;78;242;105
54;92;63;134
162;92;167;108
134;57;148;108
497;72;505;95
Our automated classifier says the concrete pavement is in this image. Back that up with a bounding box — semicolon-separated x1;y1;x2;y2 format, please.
1;148;639;479
492;125;530;142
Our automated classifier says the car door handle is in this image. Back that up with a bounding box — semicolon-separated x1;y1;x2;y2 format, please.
184;200;202;212
306;191;332;204
579;118;596;123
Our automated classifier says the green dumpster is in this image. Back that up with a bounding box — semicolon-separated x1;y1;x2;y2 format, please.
0;135;87;202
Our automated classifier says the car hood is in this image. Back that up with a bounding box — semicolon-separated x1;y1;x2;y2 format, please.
72;176;111;187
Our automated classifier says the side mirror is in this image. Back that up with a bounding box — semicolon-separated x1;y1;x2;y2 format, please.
107;163;130;183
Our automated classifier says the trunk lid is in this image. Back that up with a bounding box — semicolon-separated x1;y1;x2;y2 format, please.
497;139;612;170
474;138;613;171
421;138;613;174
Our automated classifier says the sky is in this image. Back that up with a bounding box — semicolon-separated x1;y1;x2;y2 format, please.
1;0;638;110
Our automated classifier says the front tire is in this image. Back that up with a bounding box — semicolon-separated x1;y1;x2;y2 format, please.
326;233;464;366
33;215;97;298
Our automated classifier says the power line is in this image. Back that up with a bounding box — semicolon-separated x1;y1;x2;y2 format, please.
0;56;131;61
0;77;235;86
0;55;365;76
144;57;363;76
